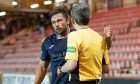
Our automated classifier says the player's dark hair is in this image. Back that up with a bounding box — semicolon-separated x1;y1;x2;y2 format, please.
49;8;69;20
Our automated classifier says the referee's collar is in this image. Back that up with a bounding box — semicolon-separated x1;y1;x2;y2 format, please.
76;25;89;30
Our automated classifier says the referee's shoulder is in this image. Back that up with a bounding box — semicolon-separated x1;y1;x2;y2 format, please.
68;31;81;39
69;30;77;35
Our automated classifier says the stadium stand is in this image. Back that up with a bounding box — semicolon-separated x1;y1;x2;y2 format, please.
89;5;140;78
0;30;44;74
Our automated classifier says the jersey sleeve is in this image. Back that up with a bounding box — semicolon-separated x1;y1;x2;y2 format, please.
65;33;79;61
40;40;50;61
102;43;110;65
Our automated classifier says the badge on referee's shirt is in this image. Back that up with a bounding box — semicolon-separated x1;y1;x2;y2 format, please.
67;46;76;53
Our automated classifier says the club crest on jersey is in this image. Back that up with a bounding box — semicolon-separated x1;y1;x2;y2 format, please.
67;46;76;53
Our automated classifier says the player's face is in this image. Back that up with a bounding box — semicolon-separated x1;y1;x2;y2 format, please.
51;13;69;35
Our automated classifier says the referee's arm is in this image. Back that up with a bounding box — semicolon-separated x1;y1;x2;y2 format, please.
102;64;110;74
105;37;112;50
104;25;112;50
102;47;110;74
59;60;77;73
102;57;110;74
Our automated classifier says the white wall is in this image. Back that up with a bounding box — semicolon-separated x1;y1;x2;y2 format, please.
2;73;50;84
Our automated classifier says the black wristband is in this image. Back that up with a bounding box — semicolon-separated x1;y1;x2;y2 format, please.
58;66;64;73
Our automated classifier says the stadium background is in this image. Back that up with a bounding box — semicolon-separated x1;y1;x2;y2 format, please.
0;0;140;84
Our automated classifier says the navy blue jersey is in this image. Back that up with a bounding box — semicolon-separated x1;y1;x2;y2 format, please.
41;29;75;84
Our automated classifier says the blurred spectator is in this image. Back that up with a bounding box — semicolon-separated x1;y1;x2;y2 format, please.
0;21;6;40
124;23;131;34
119;23;130;35
8;20;18;35
45;24;54;36
0;28;4;40
11;25;17;34
136;19;140;27
9;35;16;45
38;14;45;34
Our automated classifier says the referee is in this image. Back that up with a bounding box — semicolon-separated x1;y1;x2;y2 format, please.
57;3;111;84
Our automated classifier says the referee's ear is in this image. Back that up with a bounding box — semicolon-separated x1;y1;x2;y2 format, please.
67;18;71;26
71;18;75;25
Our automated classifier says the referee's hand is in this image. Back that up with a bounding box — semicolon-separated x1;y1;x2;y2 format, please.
104;25;112;39
57;66;64;77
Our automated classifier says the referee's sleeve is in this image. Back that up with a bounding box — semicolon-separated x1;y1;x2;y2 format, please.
65;33;79;61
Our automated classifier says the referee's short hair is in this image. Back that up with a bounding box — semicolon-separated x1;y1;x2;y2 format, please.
71;3;90;25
